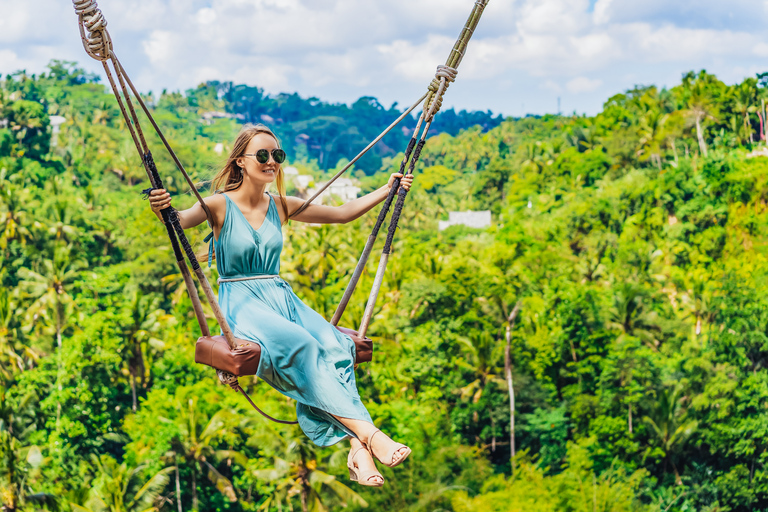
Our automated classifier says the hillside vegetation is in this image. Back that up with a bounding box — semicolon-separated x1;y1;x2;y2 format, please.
1;61;768;512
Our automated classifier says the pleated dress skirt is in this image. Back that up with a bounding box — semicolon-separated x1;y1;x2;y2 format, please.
208;193;372;446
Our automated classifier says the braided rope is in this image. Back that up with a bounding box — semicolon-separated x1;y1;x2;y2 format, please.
422;0;490;121
73;0;112;61
423;65;458;121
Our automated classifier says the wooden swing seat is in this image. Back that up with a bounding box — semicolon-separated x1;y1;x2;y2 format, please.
195;326;373;377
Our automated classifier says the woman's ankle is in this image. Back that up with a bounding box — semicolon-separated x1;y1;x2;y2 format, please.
352;424;378;446
349;437;364;450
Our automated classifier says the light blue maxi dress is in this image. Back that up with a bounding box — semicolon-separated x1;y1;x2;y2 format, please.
207;192;372;446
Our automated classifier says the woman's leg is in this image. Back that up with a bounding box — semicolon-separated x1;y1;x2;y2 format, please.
334;416;410;466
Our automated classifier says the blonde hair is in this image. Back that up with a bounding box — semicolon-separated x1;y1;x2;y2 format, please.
212;123;290;221
199;124;290;266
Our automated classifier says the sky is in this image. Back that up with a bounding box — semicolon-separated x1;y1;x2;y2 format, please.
2;0;768;117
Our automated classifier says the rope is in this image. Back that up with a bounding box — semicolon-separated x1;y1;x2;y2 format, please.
73;0;111;61
73;0;214;226
291;92;427;217
72;0;301;425
73;0;490;418
295;1;489;215
216;371;298;425
424;65;458;121
333;2;491;332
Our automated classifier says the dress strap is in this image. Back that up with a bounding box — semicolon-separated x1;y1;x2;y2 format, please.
266;193;283;226
204;191;226;268
204;231;215;268
266;193;275;220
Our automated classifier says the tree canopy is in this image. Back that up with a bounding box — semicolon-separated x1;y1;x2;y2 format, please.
1;60;768;511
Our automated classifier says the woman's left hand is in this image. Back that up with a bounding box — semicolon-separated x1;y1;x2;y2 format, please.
387;173;414;192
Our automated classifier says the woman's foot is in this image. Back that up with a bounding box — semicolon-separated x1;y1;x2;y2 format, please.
348;439;384;487
367;429;411;468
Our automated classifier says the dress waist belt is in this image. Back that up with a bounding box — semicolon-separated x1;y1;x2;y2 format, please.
218;275;280;284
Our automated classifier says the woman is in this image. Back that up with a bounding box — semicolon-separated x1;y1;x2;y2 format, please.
149;124;413;487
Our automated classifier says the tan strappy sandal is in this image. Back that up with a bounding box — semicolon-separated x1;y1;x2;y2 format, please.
367;429;412;468
347;446;384;487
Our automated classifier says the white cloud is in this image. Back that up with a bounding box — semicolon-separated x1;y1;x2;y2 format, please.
1;0;768;116
196;8;218;25
754;42;768;57
0;50;23;72
542;79;562;93
566;76;603;93
591;0;767;30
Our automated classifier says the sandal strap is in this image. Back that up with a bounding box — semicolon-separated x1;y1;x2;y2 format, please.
367;428;409;467
348;445;368;464
357;468;384;483
368;429;395;464
367;429;383;452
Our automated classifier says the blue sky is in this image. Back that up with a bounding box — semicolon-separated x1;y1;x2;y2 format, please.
2;0;768;117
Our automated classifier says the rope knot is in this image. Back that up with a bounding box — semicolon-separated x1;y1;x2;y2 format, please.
73;0;112;61
216;369;240;389
424;65;458;121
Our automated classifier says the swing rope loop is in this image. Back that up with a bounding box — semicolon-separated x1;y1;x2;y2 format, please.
73;0;112;62
424;65;458;121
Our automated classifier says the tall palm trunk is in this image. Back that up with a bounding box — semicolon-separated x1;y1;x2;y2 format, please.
130;370;137;412
695;115;708;157
744;112;753;143
55;299;63;432
6;455;18;512
192;463;198;512
505;301;521;473
129;336;146;411
671;139;679;167
299;456;310;512
175;455;183;512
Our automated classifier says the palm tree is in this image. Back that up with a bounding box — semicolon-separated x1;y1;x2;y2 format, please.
682;275;715;338
643;387;698;485
0;172;35;253
70;455;173;512
730;80;758;144
17;244;85;430
636;107;668;170
288;223;354;319
457;331;505;406
0;285;40;384
0;390;57;512
252;430;367;512
679;71;723;157
568;125;599;152
504;302;521;471
519;141;546;174
121;291;172;411
47;198;79;243
606;282;663;350
163;399;247;511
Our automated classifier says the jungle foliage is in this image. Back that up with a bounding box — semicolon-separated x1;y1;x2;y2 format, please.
1;60;768;511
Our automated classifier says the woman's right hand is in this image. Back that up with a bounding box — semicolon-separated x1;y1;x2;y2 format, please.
149;188;172;215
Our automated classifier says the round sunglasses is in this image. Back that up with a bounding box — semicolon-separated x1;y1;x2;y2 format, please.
243;148;287;164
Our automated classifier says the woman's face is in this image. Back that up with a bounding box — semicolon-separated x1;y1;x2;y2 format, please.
237;133;280;185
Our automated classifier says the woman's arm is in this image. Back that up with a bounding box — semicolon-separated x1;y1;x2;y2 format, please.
285;173;414;225
148;190;225;230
